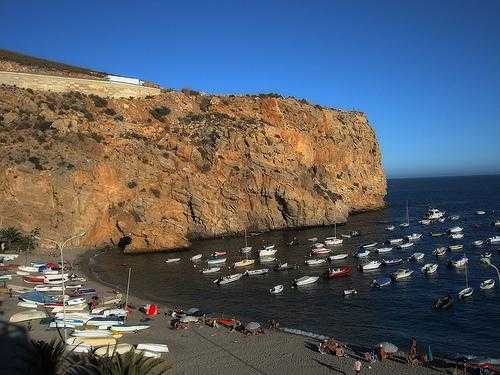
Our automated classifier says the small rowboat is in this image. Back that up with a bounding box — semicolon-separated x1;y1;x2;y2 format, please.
324;238;343;246
480;279;495;290
449;226;463;233
382;258;403;266
406;233;422;241
207;257;226;265
360;260;382;271
458;287;474;299
136;343;169;354
72;330;113;338
234;259;255;268
305;258;326;266
326;266;351;278
0;264;19;270
23;276;45;284
241;246;252;254
343;289;357;296
9;310;47;323
259;256;276;263
94;343;133;357
433;295;453;309
355;250;370;258
372;277;391;287
311;248;331;255
328;253;348;261
433;247;447;257
472;240;484;247
259;249;277;257
421;263;438;274
165;258;181;263
362;242;378;249
269;284;284;294
391;269;414;280
377;247;393;254
449;244;463;251
202;267;220;274
190;254;203;262
244;268;269;276
388;238;404;245
294;276;319;286
214;273;242;285
408;252;424;262
398;242;414;249
431;232;446;237
211;251;227;257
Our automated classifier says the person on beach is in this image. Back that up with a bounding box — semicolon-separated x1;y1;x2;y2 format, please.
354;360;362;374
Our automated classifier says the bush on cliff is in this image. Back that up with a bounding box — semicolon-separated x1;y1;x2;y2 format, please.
149;106;171;121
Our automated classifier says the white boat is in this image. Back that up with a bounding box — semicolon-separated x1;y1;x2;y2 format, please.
312;243;325;249
259;256;276;263
419;219;431;225
372;277;391;287
398;242;414;249
377;247;393;254
449;226;463;233
51;304;87;312
0;274;12;280
480;279;495;290
9;310;47;323
480;253;492;263
244;268;269;276
388;238;404;245
0;253;19;261
450;256;469;268
329;253;348;261
234;259;255;267
399;223;410;227
385;225;395;231
391;269;414;280
324;238;343;246
343;289;358;296
16;271;30;276
421;263;438;274
66;297;86;306
473;240;484;247
361;260;382;271
476;210;486;215
308;237;318;242
311;247;331;255
355;250;370;258
458;287;474;299
207;257;227;265
450;215;460;220
110;325;150;332
450;233;464;240
18;266;40;273
294;276;319;286
214;273;242;285
425;208;445;220
259;248;277;257
305;258;326;266
18;301;38;309
449;244;463;251
382;258;403;266
165;258;181;263
136;343;169;353
493;220;500;227
269;284;284;294
202;267;221;274
94;343;133;357
241;246;252;254
72;330;112;338
488;236;500;244
190;254;203;262
408;252;424;261
362;242;378;249
433;247;447;256
263;245;275;250
406;233;422;241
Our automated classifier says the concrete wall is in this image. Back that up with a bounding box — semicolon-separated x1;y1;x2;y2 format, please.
0;71;161;98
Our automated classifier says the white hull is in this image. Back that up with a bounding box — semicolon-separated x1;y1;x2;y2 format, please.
294;276;319;286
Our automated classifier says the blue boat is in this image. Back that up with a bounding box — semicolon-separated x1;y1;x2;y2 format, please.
19;291;58;304
372;277;391;288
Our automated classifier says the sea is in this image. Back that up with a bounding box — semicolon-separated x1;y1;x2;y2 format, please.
90;175;500;358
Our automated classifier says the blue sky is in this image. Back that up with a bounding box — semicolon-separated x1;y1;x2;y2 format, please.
1;1;499;178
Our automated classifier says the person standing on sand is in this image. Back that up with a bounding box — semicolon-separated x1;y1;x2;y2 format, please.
354;360;362;374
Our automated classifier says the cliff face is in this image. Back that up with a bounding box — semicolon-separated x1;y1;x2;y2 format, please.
0;85;386;252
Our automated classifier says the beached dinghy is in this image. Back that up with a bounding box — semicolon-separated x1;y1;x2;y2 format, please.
86;316;124;327
355;249;370;258
360;260;382;271
17;301;38;309
311;247;331;255
388;238;404;245
234;259;255;268
328;253;348;261
0;274;12;280
259;248;277;257
372;277;391;287
362;242;378;249
421;263;438;275
137;343;169;353
433;247;447;257
9;310;47;323
214;273;243;285
111;325;150;332
377;247;393;254
305;258;326;266
473;240;484;247
433;295;453;309
51;304;87;312
202;267;221;274
207;257;227;265
294;276;319;286
18;266;41;273
326;266;351;278
16;270;29;276
391;269;414;281
343;289;358;296
190;254;203;262
165;258;181;263
408;252;424;262
67;337;117;347
398;242;414;249
94;343;133;357
22;275;45;284
480;279;495;290
244;268;269;276
269;284;284;294
448;244;463;251
382;258;403;266
72;330;113;338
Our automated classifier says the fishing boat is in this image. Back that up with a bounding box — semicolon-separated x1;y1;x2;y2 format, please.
294;276;319;286
406;233;422;241
190;254;203;262
355;249;370;258
9;310;47;323
201;267;220;274
450;256;469;268
305;258;326;266
473;240;484;247
376;247;393;254
385;225;395;231
408;252;424;261
244;268;269;276
433;247;447;257
419;219;431;225
234;259;255;268
392;269;414;280
425;208;446;220
488;236;500;244
448;244;463;251
449;226;463;234
398;242;414;249
388;238;404;245
372;277;391;287
269;284;284;294
450;233;464;240
214;273;242;285
382;258;403;266
433;295;453;309
431;232;446;237
360;260;382;271
362;242;378;249
343;289;357;296
421;263;438;274
480;279;495;290
326;266;351;278
259;248;277;257
328;253;348;261
476;210;486;215
207;257;227;265
311;248;331;256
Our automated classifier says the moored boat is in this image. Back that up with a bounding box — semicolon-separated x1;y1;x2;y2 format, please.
311;247;331;256
433;247;447;257
406;233;422;241
421;263;438;274
476;210;486;215
450;233;464;240
326;266;351;278
234;259;255;268
343;289;358;296
355;249;370;258
449;226;463;234
398;242;414;249
425;208;446;220
324;237;343;246
207;257;227;265
433;295;453;309
458;287;474;299
388;238;404;245
328;253;349;261
362;242;378;249
305;258;326;266
377;247;393;254
472;240;484;247
385;225;395;231
294;276;319;286
450;256;468;268
190;254;203;262
244;268;269;276
480;279;495;290
269;284;284;294
372;277;391;287
214;273;242;285
448;244;463;251
259;248;277;257
487;236;500;244
408;252;424;261
202;267;221;274
431;232;446;237
382;258;403;266
391;269;414;280
360;260;382;271
165;258;181;264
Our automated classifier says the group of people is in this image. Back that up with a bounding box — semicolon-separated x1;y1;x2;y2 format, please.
319;338;346;357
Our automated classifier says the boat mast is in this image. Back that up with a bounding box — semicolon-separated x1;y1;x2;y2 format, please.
465;258;469;288
406;200;409;226
334;211;337;238
244;228;248;247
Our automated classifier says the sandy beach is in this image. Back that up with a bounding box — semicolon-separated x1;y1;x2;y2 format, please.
0;248;474;374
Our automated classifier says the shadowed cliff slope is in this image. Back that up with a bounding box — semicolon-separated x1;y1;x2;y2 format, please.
0;85;386;252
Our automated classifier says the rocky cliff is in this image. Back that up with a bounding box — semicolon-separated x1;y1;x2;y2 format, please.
0;85;386;252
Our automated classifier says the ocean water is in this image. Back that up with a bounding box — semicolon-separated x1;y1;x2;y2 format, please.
91;175;500;357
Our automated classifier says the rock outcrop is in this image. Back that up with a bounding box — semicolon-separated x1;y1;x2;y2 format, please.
0;85;386;252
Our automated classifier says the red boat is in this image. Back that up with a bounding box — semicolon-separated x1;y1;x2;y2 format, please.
326;266;351;278
23;275;46;284
216;318;240;328
0;264;19;270
211;251;227;257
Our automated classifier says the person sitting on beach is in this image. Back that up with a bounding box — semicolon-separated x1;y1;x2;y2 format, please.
377;344;386;361
354;360;362;374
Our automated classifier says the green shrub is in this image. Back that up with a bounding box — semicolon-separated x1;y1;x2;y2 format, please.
0;226;39;253
149;106;171;121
